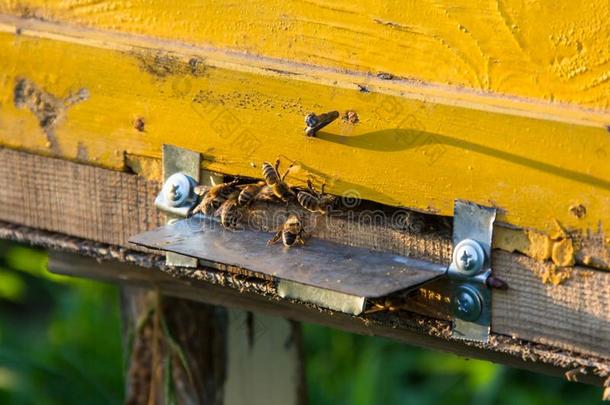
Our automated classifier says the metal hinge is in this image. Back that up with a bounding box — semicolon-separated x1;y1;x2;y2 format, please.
132;146;497;342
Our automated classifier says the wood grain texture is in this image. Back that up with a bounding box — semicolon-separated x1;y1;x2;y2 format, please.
0;148;162;246
119;286;228;405
0;1;609;110
493;252;610;358
47;251;609;385
2;148;609;359
0;18;609;250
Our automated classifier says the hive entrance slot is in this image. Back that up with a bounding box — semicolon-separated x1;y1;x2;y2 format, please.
129;214;447;315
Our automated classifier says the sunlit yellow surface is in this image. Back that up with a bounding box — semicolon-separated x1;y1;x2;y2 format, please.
1;26;609;247
1;0;609;110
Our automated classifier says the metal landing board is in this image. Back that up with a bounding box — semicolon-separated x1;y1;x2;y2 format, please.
129;215;447;299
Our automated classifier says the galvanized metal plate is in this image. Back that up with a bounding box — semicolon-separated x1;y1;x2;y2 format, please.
449;200;496;342
160;144;201;268
277;280;367;315
129;215;446;298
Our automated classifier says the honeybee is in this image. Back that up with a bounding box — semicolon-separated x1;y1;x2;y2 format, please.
217;197;242;229
268;214;306;247
304;110;339;137
194;185;211;197
297;179;336;214
238;181;265;206
364;297;406;314
262;159;295;201
192;179;240;216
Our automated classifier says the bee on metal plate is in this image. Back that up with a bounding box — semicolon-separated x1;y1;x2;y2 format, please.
237;181;265;206
262;159;295;202
297;179;336;214
192;179;240;216
268;214;305;247
216;196;243;229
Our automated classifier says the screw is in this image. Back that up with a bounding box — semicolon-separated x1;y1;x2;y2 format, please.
460;249;473;268
304;111;339;137
486;275;509;290
163;173;192;207
304;113;319;128
453;239;484;275
452;285;482;322
168;183;182;201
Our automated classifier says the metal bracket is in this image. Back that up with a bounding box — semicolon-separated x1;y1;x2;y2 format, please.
156;145;201;268
448;200;496;342
134;150;498;334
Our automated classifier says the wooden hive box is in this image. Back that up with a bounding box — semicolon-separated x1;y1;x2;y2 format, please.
0;1;609;401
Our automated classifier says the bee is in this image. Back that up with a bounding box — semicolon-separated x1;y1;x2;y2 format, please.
364;297;406;314
262;159;295;201
193;184;211;197
237;181;265;206
217;197;242;229
268;214;306;247
304;110;339;137
255;185;281;203
192;179;239;216
297;179;336;214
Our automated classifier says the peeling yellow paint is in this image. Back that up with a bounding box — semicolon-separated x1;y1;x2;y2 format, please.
539;265;573;286
493;227;529;255
0;17;609;269
493;227;552;261
549;219;569;241
526;231;553;262
124;154;162;182
551;238;576;267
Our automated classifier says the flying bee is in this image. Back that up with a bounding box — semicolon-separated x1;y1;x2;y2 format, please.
237;181;265;206
262;159;295;202
297;179;337;214
192;179;240;216
216;197;243;229
268;214;306;247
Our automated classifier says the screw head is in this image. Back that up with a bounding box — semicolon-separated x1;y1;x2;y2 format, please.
163;173;192;207
453;239;485;275
452;285;482;322
304;113;319;128
169;183;182;201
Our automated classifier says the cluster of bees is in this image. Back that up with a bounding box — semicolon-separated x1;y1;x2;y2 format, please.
190;158;336;247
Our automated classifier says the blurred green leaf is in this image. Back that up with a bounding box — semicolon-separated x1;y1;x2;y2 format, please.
0;269;25;302
0;240;604;404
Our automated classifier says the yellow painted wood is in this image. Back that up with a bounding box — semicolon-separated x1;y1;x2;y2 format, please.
1;0;609;110
0;21;609;249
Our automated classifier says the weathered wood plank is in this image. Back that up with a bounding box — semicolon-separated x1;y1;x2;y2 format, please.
0;148;162;246
119;285;306;405
0;15;609;249
0;2;608;110
2;148;609;359
47;250;609;386
119;286;228;405
493;253;610;358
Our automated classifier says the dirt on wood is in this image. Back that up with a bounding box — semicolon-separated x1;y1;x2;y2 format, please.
1;221;608;387
13;78;88;154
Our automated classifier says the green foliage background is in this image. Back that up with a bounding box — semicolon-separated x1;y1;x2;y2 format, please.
0;241;603;404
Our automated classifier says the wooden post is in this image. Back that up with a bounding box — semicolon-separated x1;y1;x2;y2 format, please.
120;286;228;405
121;291;307;405
49;253;307;404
